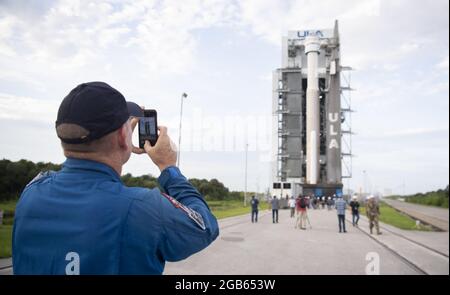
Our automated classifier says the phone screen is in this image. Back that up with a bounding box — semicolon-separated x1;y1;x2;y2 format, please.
139;110;158;148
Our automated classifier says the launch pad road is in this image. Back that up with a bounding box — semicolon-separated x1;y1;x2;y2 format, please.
165;209;449;275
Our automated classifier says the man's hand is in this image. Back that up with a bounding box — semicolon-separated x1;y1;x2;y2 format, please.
129;117;177;171
144;126;177;172
130;117;146;154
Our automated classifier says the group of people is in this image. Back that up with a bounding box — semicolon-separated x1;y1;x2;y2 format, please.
311;196;336;210
251;195;309;228
250;194;382;235
346;194;382;235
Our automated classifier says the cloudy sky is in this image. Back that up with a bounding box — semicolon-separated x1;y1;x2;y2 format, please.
0;0;448;195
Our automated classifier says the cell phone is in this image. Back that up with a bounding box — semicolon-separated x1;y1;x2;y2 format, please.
138;109;158;148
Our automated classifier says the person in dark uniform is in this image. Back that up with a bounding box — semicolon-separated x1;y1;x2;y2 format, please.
12;82;219;275
250;195;259;223
271;196;279;223
349;195;360;227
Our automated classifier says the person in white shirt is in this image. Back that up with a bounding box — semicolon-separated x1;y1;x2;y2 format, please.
288;196;296;218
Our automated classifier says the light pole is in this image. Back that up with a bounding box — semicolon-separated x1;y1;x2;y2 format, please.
244;143;248;206
177;93;188;168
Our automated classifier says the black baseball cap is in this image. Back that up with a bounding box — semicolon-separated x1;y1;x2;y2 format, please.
56;81;143;144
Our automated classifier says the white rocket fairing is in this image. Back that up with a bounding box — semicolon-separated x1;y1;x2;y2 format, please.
305;36;320;185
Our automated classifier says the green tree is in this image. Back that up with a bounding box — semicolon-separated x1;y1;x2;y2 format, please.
0;159;62;201
0;158;248;203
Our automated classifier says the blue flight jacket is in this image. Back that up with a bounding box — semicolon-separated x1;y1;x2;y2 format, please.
12;158;219;274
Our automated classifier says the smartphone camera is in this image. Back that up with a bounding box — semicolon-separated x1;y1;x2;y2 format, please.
138;109;158;148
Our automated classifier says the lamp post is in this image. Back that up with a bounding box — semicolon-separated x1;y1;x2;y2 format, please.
177;93;188;168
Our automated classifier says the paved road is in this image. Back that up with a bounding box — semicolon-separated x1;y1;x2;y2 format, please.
0;257;12;275
350;214;448;275
383;199;449;231
3;208;447;275
164;209;430;275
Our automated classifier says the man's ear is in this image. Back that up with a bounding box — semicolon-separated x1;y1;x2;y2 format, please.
117;124;128;149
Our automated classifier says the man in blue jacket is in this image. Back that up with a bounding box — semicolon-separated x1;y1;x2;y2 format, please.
12;82;219;275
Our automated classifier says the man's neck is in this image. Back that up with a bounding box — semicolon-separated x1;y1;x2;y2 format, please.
64;151;123;175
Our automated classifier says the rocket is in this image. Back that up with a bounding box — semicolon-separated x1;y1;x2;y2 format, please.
305;35;320;185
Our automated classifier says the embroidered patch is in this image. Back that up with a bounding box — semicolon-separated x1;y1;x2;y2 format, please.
26;171;53;188
161;193;206;230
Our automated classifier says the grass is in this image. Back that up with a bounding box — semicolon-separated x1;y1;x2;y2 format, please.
359;201;432;231
387;190;449;208
0;199;16;258
208;199;269;220
0;225;12;258
0;199;18;213
405;192;449;208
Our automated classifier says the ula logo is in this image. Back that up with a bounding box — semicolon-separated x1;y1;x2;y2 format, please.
297;30;324;39
328;113;339;150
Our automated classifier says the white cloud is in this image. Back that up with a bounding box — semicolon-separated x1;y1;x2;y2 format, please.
422;81;449;96
337;0;381;19
237;0;381;46
0;15;17;57
234;0;448;75
1;0;447;78
125;0;239;74
436;56;449;70
0;93;59;122
0;0;242;82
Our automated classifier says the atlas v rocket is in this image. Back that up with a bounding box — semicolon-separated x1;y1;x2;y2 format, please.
305;35;321;185
271;20;353;198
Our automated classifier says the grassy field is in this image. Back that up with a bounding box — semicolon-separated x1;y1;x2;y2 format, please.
0;225;12;258
208;199;269;219
405;192;448;208
0;199;17;213
0;200;16;258
359;201;432;231
387;189;449;208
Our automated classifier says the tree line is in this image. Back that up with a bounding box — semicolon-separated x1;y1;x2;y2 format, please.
404;185;449;208
0;159;242;202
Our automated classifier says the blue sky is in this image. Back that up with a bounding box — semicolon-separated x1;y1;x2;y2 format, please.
0;0;448;195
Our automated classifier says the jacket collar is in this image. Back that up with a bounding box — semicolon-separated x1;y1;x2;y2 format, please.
62;157;122;182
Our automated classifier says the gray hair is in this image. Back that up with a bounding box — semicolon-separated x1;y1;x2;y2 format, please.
57;123;116;153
